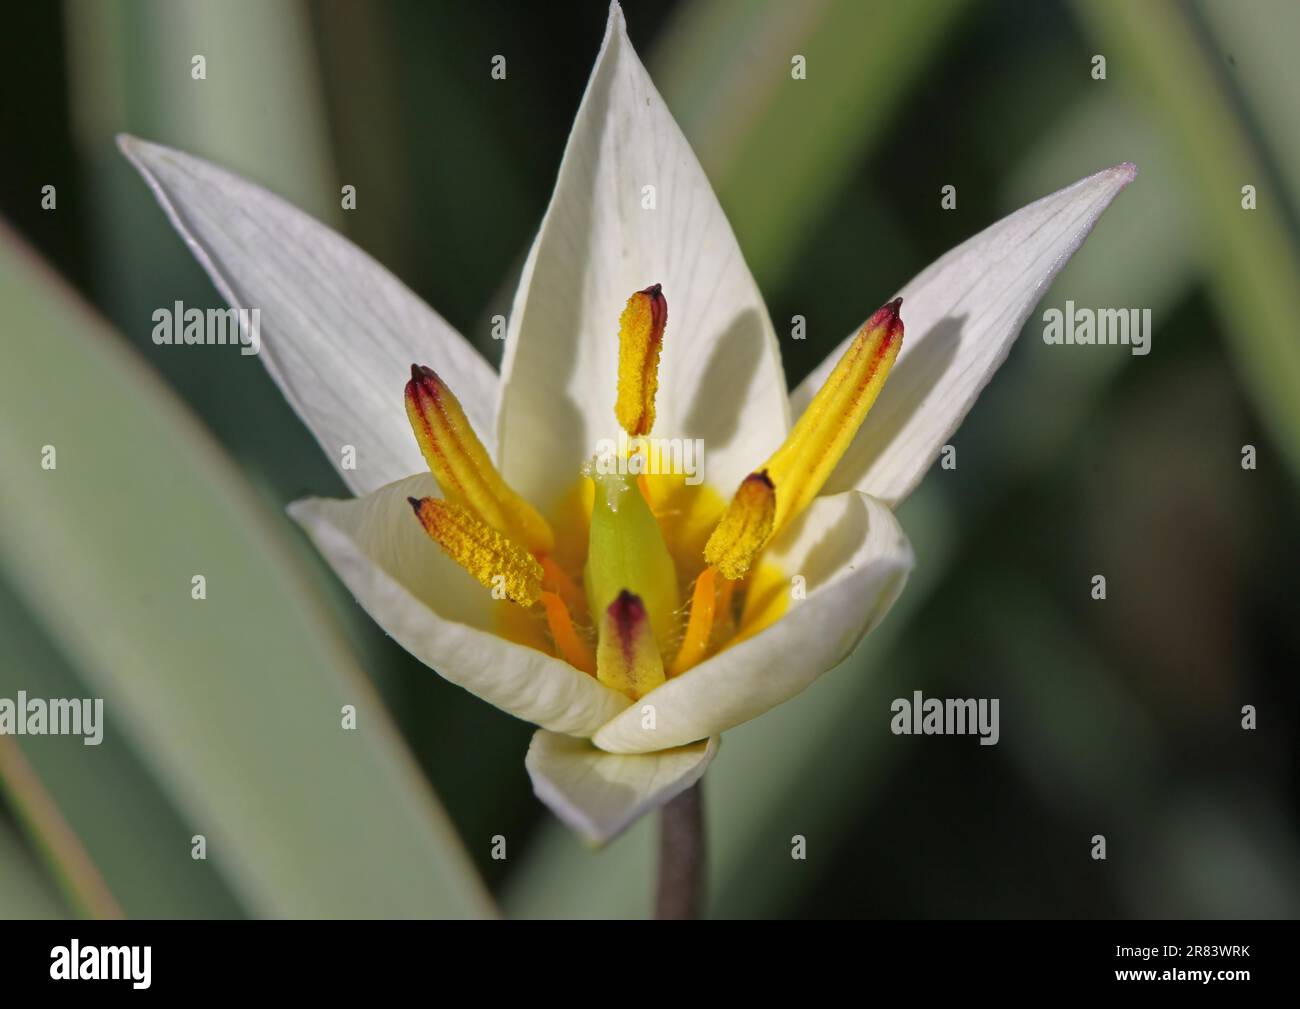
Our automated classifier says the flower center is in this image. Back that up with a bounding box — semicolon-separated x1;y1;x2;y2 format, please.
404;287;903;700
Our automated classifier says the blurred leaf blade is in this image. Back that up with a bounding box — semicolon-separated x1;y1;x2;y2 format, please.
0;574;244;918
0;735;122;919
64;0;338;222
0;813;70;920
0;224;494;918
1195;0;1300;221
62;0;352;514
1073;0;1300;485
652;0;970;287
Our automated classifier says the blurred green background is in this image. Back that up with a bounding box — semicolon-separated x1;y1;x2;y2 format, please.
1;0;1298;919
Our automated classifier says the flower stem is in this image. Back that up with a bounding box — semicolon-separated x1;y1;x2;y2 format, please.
655;781;705;919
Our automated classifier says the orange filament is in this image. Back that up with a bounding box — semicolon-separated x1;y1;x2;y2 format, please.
540;591;596;674
716;575;736;629
670;566;717;676
538;554;587;621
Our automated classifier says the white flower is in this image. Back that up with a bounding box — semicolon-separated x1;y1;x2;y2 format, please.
120;2;1134;846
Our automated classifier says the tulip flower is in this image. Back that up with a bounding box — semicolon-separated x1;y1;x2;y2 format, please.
120;2;1133;860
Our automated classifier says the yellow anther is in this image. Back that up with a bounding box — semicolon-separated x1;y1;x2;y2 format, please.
764;299;903;530
704;299;903;579
408;497;543;606
615;284;667;437
406;364;554;554
596;590;666;700
703;471;776;581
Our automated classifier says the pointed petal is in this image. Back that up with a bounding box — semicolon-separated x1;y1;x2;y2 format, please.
526;729;717;846
288;474;630;736
793;163;1137;507
593;491;912;753
497;3;789;509
119;135;498;496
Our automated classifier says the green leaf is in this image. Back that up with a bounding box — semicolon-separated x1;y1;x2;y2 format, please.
0;814;69;920
0;224;494;918
65;0;339;224
1072;0;1300;485
651;0;970;287
1195;0;1300;219
0;574;241;917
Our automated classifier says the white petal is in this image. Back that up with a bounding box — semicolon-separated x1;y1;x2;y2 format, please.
593;491;912;753
526;729;717;846
288;473;630;736
793;163;1137;508
119;135;498;496
497;2;788;509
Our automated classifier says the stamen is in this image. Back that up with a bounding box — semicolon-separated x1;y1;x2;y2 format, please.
406;364;554;553
703;471;776;580
764;299;903;529
538;555;587;620
408;497;543;606
669;566;717;676
715;575;736;637
540;591;596;673
704;299;903;579
615;284;667;437
596;590;666;699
